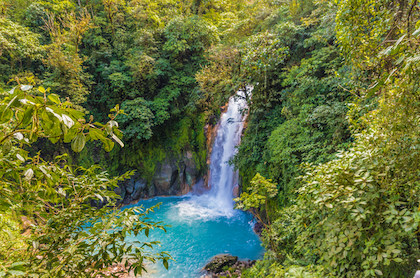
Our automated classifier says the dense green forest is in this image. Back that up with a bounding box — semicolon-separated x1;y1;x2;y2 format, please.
1;0;420;277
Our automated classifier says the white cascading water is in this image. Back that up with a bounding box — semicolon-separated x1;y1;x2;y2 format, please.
208;93;247;211
175;92;247;218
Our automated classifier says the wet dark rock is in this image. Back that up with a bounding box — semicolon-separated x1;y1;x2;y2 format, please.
115;180;127;205
112;149;204;204
148;183;156;197
90;198;108;208
184;151;200;177
122;194;131;205
204;255;238;273
203;256;256;278
253;221;263;236
114;187;122;195
125;179;134;194
153;162;174;194
169;169;180;195
131;179;147;200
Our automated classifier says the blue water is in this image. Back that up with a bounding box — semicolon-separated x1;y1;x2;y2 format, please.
124;195;264;278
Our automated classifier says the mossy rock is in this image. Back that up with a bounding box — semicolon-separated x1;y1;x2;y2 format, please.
204;254;238;273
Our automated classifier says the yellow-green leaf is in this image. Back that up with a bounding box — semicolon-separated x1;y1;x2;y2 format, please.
102;138;114;152
48;94;61;104
71;133;86;153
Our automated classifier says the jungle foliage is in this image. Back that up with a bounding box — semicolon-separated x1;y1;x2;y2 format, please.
0;0;247;179
2;0;420;277
233;0;420;277
0;85;171;276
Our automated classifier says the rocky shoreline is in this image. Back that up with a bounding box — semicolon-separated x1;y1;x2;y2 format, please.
90;153;207;209
201;255;256;278
96;254;256;278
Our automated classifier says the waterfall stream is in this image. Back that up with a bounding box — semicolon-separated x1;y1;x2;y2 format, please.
208;93;247;212
125;92;263;277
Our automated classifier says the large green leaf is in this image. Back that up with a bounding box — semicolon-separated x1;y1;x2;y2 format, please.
71;134;86;153
64;126;78;143
47;94;61;104
20;106;34;127
89;128;106;141
102;138;114;152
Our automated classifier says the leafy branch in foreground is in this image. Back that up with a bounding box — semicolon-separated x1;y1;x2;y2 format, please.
234;173;278;253
0;85;172;277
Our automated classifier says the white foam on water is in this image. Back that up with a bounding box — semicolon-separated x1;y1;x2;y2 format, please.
248;219;257;229
174;194;237;221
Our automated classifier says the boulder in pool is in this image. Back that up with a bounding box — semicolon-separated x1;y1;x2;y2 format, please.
204;254;238;273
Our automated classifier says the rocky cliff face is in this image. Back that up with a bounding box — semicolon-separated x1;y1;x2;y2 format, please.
116;151;204;205
115;113;222;205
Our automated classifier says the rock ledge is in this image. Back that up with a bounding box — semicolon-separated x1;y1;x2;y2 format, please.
202;254;255;278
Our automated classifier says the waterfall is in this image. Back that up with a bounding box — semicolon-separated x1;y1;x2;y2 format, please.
174;92;247;219
207;93;247;211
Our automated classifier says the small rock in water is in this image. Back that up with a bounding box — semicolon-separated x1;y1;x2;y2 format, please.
204;254;238;273
203;254;256;278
